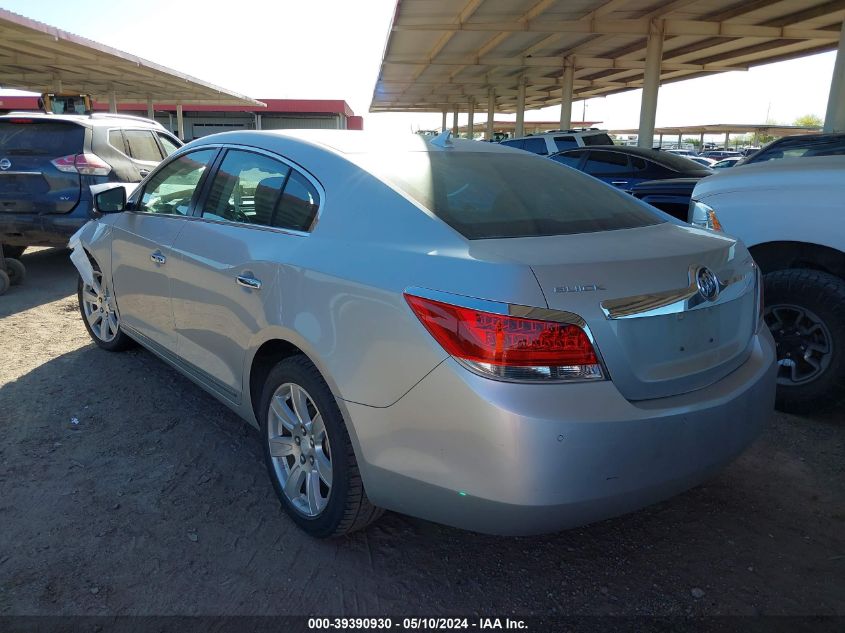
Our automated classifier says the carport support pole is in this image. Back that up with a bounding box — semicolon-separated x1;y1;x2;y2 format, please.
452;108;459;136
559;58;574;130
176;104;185;141
441;108;448;134
146;97;154;121
724;132;730;150
824;19;845;132
515;78;526;138
467;100;475;139
637;21;664;148
108;91;117;114
486;88;495;140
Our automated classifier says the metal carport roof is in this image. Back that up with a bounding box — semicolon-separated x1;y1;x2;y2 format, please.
612;123;823;136
0;8;264;107
371;0;845;113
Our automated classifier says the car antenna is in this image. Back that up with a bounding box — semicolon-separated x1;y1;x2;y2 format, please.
430;129;453;148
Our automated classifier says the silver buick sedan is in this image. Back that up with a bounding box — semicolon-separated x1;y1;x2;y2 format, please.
69;130;777;537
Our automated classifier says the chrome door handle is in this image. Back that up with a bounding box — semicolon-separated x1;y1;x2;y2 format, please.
611;180;629;186
236;275;262;290
150;252;166;264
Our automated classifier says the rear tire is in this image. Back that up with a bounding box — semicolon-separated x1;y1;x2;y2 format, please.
763;269;845;414
4;258;25;286
1;245;26;260
259;355;383;537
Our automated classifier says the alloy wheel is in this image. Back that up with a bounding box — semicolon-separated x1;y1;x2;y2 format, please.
80;271;120;343
267;382;333;517
765;303;833;386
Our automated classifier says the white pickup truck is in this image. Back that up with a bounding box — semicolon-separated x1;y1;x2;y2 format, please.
690;156;845;413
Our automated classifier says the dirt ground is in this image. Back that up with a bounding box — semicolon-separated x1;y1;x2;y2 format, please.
0;247;843;617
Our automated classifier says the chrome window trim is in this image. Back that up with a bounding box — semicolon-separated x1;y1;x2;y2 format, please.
181;214;309;238
600;264;756;320
195;143;325;234
404;286;608;384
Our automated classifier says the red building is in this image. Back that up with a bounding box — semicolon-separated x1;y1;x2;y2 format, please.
0;96;363;139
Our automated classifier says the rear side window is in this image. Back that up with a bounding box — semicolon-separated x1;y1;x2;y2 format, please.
275;171;320;232
584;151;630;175
582;133;614;146
553;136;577;151
108;130;127;153
499;139;524;150
138;149;216;215
522;138;548;155
124;130;163;162
202;149;319;232
0;121;83;157
359;152;663;239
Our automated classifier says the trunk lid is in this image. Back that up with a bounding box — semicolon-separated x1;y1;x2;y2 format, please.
467;222;758;401
0;119;84;214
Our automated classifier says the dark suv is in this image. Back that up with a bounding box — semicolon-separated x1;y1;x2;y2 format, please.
0;112;181;258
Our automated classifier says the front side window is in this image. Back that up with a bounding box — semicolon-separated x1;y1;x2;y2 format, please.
137;149;217;216
202;149;320;232
584;150;631;176
499;139;524;150
549;150;585;168
124;130;163;162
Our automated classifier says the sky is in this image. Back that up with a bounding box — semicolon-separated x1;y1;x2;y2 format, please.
0;0;837;135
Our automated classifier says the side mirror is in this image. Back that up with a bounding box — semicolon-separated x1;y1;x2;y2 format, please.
91;184;127;214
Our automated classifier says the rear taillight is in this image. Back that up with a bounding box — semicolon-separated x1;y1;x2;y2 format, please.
51;153;112;176
405;293;604;382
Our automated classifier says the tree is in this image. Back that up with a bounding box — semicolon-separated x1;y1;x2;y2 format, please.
794;114;823;128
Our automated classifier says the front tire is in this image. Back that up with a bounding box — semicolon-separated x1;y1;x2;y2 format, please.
77;269;135;352
764;269;845;414
259;355;383;537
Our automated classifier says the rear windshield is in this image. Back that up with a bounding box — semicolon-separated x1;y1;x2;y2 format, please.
0;120;84;156
582;133;614;146
359;151;664;240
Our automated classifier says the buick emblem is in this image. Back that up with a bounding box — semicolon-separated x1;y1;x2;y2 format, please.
0;158;10;171
696;267;720;301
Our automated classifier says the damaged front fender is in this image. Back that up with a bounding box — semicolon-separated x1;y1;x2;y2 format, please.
68;221;112;287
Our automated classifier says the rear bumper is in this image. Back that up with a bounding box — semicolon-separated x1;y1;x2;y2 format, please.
0;206;91;247
344;329;777;535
